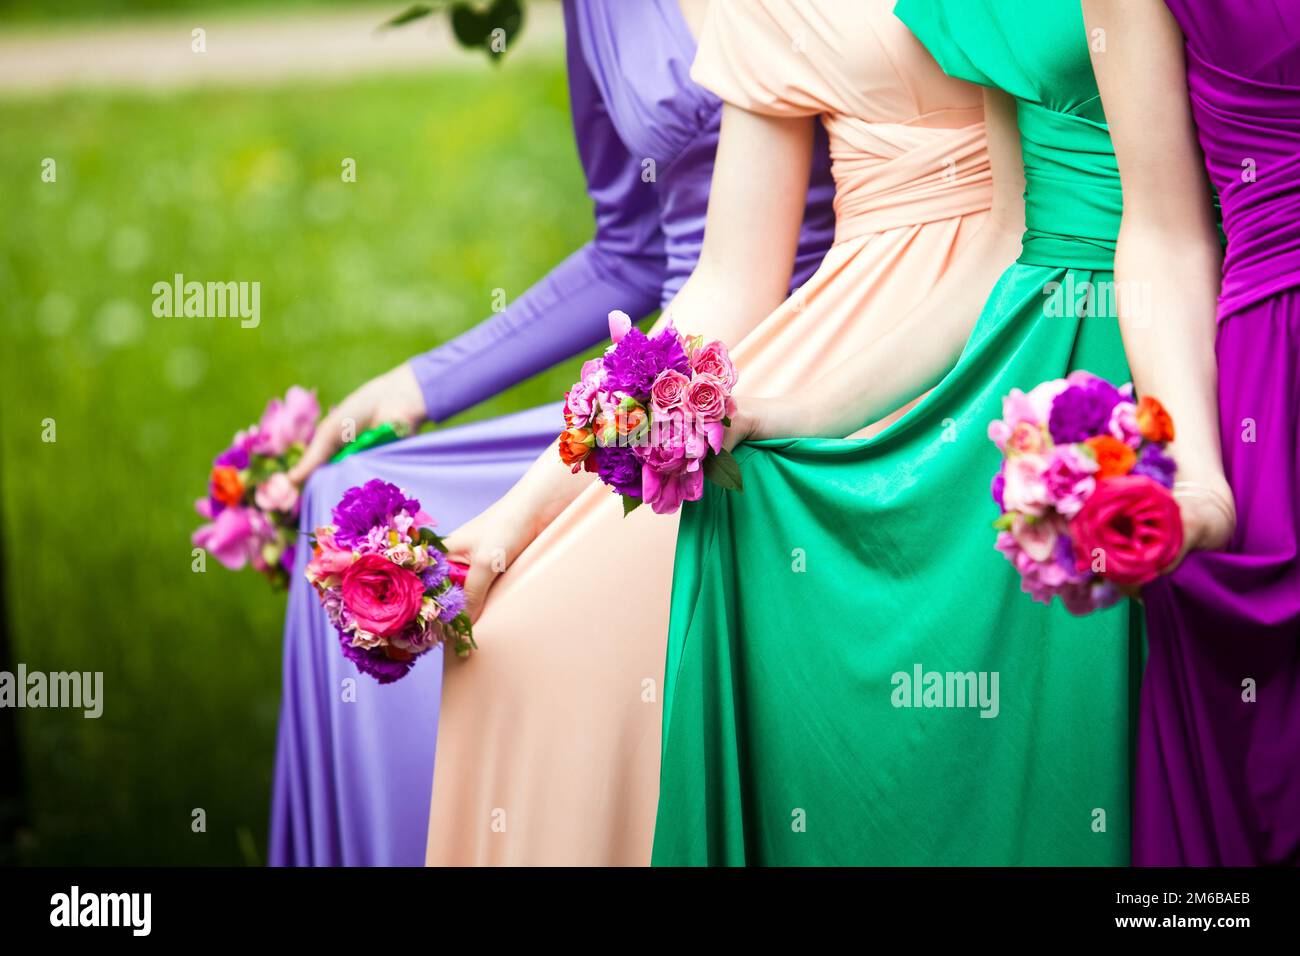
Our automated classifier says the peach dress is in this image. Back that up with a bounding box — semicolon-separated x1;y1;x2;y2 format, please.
426;0;991;866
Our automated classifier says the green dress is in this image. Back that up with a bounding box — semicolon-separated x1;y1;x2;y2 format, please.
652;0;1142;866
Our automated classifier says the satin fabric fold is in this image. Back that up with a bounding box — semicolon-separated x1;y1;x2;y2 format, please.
269;0;836;866
1135;0;1300;867
652;0;1142;866
426;0;993;866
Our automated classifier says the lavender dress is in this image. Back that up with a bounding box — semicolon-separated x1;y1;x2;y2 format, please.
1137;0;1300;866
268;0;835;866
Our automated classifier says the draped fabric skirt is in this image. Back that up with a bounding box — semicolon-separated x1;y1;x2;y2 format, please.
269;404;559;866
1137;289;1300;866
653;263;1143;866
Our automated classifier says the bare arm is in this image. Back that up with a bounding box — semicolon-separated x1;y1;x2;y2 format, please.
447;104;818;618
738;88;1024;441
1084;0;1234;557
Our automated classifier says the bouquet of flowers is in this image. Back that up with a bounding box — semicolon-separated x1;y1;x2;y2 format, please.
989;370;1183;614
192;386;319;588
305;479;473;683
560;310;742;515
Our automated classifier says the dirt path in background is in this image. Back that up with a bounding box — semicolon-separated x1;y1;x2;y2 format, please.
0;2;564;95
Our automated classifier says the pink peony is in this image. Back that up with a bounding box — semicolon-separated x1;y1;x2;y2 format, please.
690;340;738;390
1069;475;1184;586
193;506;264;570
255;472;300;515
1009;513;1060;563
340;553;426;638
305;527;355;581
252;386;319;456
1000;454;1052;517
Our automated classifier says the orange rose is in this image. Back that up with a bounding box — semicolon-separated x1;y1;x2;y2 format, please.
559;427;594;470
1136;395;1175;443
617;407;647;435
210;465;245;507
1084;435;1138;479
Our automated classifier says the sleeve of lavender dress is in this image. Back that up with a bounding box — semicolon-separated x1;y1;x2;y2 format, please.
408;19;667;423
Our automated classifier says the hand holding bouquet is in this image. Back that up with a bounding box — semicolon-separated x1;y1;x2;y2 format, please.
560;311;743;515
192;386;319;587
306;479;473;683
990;371;1182;615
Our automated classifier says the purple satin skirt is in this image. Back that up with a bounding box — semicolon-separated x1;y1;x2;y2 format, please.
269;403;561;866
1137;290;1300;865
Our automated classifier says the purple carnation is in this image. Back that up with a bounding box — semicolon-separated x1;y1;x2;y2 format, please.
437;584;467;622
331;479;421;547
338;633;415;684
1048;378;1123;444
1133;443;1177;488
600;326;690;398
596;444;643;498
991;469;1006;509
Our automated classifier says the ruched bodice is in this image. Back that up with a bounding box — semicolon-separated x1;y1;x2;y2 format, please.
1165;0;1300;318
897;0;1124;270
692;0;991;245
570;0;836;299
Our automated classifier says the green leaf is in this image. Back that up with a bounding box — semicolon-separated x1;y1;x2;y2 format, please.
704;448;744;492
383;4;435;29
450;0;524;61
622;494;643;517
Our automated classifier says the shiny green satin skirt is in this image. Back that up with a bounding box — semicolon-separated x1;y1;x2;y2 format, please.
653;264;1143;866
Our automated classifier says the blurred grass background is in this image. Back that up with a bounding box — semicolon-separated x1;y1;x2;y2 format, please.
0;10;589;863
0;0;392;25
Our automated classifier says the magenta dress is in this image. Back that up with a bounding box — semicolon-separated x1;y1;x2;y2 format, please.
268;0;835;866
1137;0;1300;866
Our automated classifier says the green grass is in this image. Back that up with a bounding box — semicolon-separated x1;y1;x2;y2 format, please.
0;0;397;27
0;62;592;864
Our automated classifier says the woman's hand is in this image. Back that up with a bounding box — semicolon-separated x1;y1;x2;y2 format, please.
289;363;426;484
1166;480;1236;572
440;441;596;623
439;494;549;624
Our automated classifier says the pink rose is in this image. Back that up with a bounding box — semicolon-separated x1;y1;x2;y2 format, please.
255;472;300;515
685;375;728;423
340;553;426;638
1069;475;1183;586
650;369;691;413
1000;454;1051;517
690;341;738;390
253;386;320;456
1006;421;1046;455
566;363;603;425
193;506;263;570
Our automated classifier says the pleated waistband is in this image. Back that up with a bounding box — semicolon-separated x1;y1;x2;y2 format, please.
1015;101;1121;272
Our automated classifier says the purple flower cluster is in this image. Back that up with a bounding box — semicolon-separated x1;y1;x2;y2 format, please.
596;444;643;497
1133;443;1177;488
331;479;421;547
338;633;415;684
600;326;690;397
1048;377;1124;444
